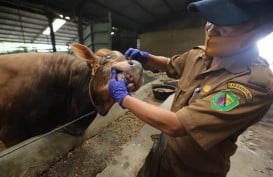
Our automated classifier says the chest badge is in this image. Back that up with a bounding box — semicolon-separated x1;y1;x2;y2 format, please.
202;85;211;92
227;82;252;100
211;90;239;112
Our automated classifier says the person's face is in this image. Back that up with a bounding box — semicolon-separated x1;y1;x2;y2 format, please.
205;21;255;37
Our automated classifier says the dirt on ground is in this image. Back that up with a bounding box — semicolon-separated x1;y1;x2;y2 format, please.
228;122;273;177
39;111;145;177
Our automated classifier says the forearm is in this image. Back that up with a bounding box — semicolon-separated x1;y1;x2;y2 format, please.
122;95;186;137
146;54;170;71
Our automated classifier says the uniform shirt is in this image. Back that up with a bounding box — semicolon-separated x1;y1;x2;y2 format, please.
159;46;273;177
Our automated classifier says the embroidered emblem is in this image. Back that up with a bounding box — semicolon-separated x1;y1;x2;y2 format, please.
202;85;211;92
227;82;252;100
211;90;239;112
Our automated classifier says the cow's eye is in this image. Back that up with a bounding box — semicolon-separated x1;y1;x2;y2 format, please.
106;55;112;59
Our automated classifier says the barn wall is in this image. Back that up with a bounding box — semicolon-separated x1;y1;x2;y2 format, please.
139;27;205;57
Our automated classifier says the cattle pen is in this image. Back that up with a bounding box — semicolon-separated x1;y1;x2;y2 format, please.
0;0;273;176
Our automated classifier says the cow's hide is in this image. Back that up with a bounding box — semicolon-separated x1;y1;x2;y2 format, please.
0;43;143;150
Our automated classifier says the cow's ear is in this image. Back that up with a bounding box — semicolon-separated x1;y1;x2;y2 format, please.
71;43;97;62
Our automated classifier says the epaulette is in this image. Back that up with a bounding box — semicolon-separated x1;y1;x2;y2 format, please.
249;65;273;88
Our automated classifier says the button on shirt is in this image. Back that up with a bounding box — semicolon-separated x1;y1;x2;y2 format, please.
159;46;273;177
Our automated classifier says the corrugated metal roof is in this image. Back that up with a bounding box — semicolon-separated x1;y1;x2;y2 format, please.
0;3;78;46
0;0;197;49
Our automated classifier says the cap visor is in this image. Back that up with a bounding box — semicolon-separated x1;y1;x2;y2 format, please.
188;0;250;26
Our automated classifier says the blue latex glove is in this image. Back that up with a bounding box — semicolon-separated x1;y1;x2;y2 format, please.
109;69;130;107
125;48;149;63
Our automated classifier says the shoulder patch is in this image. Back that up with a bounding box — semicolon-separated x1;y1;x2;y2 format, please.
227;82;252;100
211;90;239;112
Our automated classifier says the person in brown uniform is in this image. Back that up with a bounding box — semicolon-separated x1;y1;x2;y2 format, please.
109;0;273;176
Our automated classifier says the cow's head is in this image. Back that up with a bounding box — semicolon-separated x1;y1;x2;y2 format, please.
71;43;143;115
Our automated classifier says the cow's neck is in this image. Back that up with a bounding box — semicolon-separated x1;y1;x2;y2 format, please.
90;69;115;116
69;59;95;117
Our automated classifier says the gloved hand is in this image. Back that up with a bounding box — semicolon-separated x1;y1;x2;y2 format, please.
125;48;149;63
109;69;130;107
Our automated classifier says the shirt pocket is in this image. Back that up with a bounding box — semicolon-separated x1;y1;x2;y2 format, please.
173;84;187;103
172;83;196;111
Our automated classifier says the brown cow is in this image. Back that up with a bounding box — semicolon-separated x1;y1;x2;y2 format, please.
0;43;143;151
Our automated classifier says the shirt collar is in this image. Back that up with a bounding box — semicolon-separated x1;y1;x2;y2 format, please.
202;47;259;74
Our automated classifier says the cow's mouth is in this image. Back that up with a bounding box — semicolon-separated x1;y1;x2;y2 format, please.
116;70;139;92
112;60;143;92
